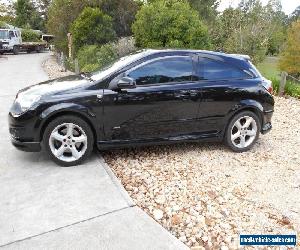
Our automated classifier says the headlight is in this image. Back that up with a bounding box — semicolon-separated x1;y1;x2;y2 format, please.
15;93;41;114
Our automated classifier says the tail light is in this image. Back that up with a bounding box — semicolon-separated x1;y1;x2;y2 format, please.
262;78;273;94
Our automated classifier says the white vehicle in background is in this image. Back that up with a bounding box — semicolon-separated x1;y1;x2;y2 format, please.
0;24;49;55
0;28;22;54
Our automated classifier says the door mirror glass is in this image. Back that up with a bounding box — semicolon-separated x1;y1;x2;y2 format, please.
117;76;136;89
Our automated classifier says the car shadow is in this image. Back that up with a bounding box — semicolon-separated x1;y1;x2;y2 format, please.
100;141;230;158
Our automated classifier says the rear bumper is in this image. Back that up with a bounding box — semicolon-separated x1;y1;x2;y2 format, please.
261;122;272;134
11;137;41;152
261;110;273;134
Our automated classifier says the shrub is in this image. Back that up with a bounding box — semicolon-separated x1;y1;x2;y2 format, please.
77;44;117;72
71;7;116;53
132;0;211;49
270;77;300;98
76;37;137;72
0;21;7;29
21;29;40;42
113;37;136;57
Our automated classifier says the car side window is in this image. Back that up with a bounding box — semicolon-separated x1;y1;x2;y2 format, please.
9;31;15;38
128;57;194;86
199;57;250;80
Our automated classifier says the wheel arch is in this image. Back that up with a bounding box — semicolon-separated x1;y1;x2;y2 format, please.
224;100;264;138
39;108;98;144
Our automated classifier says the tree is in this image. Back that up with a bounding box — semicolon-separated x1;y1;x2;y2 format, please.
132;0;211;49
71;7;116;53
289;5;300;23
35;0;51;23
14;0;44;30
99;0;141;37
187;0;219;24
47;0;141;53
0;3;15;23
47;0;96;53
210;0;287;62
279;20;300;77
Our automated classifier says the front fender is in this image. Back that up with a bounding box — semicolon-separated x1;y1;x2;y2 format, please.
40;103;96;120
35;103;97;141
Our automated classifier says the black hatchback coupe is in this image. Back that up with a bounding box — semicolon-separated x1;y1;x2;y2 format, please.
9;49;274;166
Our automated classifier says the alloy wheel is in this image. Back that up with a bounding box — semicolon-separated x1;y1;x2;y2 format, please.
230;116;257;149
49;123;88;162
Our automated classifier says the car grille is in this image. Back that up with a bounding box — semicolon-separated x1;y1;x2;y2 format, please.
0;41;8;50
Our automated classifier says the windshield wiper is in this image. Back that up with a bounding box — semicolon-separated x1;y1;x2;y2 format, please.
80;72;94;82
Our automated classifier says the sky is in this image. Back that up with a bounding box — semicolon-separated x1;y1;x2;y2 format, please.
1;0;300;15
218;0;300;14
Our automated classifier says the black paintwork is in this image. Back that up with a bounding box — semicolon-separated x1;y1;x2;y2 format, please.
8;49;274;152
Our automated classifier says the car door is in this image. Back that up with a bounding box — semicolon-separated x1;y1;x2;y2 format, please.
101;55;204;141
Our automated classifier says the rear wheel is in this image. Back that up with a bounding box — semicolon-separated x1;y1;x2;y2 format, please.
13;46;19;55
43;115;94;167
225;111;261;152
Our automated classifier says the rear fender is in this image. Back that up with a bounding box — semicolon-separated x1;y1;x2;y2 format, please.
221;99;264;137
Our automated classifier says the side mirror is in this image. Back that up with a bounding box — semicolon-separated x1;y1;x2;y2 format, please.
117;76;136;89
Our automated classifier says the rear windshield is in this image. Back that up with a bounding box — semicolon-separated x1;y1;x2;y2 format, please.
247;60;263;78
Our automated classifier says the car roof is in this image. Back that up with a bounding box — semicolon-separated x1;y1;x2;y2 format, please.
141;48;250;62
136;49;252;71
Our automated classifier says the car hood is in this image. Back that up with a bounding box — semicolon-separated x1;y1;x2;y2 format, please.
18;75;91;97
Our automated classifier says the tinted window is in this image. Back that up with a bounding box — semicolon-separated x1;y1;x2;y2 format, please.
128;57;194;86
199;58;249;80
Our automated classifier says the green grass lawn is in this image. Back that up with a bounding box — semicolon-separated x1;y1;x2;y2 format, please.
256;56;300;98
257;56;280;80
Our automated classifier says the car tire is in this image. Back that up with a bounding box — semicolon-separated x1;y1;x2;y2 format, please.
13;46;19;55
43;115;94;167
225;111;261;152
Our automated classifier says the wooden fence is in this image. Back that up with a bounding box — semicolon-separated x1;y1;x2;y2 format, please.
279;71;300;96
57;52;80;74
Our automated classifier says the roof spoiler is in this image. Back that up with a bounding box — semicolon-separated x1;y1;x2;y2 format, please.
229;54;251;60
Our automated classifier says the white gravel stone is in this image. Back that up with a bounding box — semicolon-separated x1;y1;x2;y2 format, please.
153;209;164;220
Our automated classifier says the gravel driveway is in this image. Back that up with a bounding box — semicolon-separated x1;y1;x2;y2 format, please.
103;96;300;249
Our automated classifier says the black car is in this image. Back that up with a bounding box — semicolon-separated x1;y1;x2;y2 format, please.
9;49;274;166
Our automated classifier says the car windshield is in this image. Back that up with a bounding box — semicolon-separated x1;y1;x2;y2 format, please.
90;50;153;82
0;30;9;39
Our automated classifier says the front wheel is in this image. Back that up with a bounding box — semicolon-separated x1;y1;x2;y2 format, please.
13;46;19;55
225;111;261;152
43;116;94;167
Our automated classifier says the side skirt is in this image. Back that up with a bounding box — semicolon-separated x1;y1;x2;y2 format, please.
97;132;223;150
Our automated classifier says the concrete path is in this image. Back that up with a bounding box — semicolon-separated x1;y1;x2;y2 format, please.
0;53;187;250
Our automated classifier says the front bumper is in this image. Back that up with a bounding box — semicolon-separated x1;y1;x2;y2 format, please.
9;111;42;152
11;137;41;152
